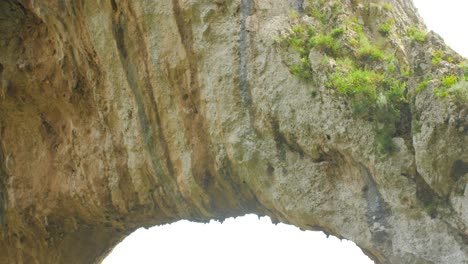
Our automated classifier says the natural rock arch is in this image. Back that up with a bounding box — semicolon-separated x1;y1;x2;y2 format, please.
0;0;466;263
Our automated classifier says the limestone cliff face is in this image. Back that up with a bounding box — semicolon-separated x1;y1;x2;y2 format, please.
0;0;466;263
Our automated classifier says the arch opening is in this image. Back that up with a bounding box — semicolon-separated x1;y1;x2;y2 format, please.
102;214;375;264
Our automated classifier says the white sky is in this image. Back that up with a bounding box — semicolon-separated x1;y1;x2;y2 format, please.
103;1;467;264
413;0;468;57
103;215;374;264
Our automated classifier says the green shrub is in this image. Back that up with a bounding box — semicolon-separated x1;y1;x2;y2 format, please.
401;66;413;77
310;90;318;98
447;80;468;103
412;112;422;135
431;49;444;65
407;27;427;42
382;3;393;12
385;79;407;104
386;60;397;73
378;23;392;36
357;45;386;62
288;35;306;55
416;76;432;94
349;38;359;47
441;74;458;88
281;24;318;81
434;75;458;98
283;25;317;57
330;27;345;38
313;34;341;56
329;69;381;98
288;9;300;19
331;2;343;14
290;60;312;80
291;25;305;35
309;2;327;25
434;88;450;98
461;62;468;80
307;26;316;39
376;128;395;153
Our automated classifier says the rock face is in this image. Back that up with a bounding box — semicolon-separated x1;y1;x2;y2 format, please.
0;0;466;263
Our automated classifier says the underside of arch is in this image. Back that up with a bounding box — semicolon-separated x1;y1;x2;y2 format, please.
0;0;466;263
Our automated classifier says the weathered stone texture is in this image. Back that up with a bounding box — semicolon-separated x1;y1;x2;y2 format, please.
0;0;466;263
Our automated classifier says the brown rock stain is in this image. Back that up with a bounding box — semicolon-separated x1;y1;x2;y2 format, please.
170;0;244;214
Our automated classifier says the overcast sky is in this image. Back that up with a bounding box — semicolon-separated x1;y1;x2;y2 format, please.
103;1;467;264
413;0;468;57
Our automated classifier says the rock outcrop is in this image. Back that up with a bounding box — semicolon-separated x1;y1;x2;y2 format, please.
0;0;466;263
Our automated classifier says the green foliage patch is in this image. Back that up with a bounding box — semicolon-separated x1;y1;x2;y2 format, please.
277;0;468;154
327;59;407;153
461;62;468;81
330;27;345;38
382;3;393;12
278;25;317;80
357;45;386;62
378;23;392;36
441;74;458;88
434;74;468;103
313;34;341;56
431;49;444;65
407;27;427;43
416;76;432;94
448;81;468;103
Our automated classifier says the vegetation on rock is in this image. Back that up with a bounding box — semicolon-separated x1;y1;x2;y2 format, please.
278;0;410;152
407;27;427;42
278;0;468;152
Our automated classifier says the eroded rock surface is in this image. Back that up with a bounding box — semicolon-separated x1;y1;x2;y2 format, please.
0;0;466;263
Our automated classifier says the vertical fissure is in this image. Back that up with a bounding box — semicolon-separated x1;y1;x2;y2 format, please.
111;15;164;179
360;165;392;254
238;0;253;108
110;1;181;217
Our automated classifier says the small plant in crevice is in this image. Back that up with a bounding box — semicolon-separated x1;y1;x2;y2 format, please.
330;1;344;15
407;27;427;43
288;9;300;20
313;34;342;56
447;81;468;103
433;75;454;98
386;59;397;73
307;0;328;25
330;27;345;38
310;90;318;98
424;201;437;218
431;49;444;65
433;74;468;103
401;66;413;77
441;74;458;88
278;24;317;81
433;88;448;98
290;60;312;80
378;22;392;36
382;3;393;12
357;45;386;62
416;75;432;94
411;111;422;135
461;62;468;80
